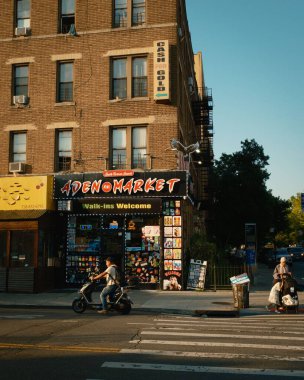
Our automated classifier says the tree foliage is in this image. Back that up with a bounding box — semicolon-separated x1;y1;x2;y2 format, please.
274;193;304;246
188;232;216;263
212;139;290;249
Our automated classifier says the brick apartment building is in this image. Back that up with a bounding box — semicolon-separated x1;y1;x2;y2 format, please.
0;0;213;292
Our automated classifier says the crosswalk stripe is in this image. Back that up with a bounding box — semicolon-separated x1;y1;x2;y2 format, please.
141;330;304;341
129;339;304;351
152;325;304;333
154;318;304;325
120;348;304;362
101;362;304;377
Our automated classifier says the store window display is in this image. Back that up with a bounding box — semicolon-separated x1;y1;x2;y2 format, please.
125;217;160;284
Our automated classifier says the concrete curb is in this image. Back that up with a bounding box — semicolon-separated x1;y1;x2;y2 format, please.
0;303;245;317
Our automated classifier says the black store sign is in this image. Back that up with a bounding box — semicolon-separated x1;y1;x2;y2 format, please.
75;198;162;214
54;171;188;199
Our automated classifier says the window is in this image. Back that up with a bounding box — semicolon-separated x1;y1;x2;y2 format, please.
16;0;31;28
112;59;127;99
11;132;26;162
10;230;34;267
113;0;145;28
132;127;147;168
111;56;147;99
60;0;75;33
112;128;127;169
0;231;7;267
14;65;29;96
132;0;145;26
56;130;72;171
132;57;147;97
111;126;147;169
114;0;127;28
57;62;73;102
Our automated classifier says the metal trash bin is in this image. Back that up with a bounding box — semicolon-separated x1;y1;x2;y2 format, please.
232;283;249;309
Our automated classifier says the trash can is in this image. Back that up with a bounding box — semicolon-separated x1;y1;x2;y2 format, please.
232;283;249;309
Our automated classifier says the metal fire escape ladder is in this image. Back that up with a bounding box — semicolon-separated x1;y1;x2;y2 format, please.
192;87;214;211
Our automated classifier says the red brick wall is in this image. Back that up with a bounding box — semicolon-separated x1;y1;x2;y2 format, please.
0;0;198;176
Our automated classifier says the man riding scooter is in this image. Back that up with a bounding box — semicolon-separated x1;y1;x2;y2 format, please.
91;256;120;314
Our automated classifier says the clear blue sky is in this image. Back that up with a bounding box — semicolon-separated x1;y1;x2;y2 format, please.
186;0;304;200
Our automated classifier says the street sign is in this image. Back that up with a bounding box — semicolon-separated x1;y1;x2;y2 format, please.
301;193;304;212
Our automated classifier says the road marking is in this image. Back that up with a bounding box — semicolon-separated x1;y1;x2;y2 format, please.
101;362;304;377
0;342;119;353
129;339;304;351
0;314;45;319
120;348;304;362
141;330;304;341
154;318;304;324
152;324;304;333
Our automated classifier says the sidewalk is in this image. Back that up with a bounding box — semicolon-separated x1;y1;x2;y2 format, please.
0;287;273;317
0;263;301;316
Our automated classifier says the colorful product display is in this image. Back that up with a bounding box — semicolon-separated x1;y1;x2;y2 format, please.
163;201;183;290
125;226;160;283
66;216;101;284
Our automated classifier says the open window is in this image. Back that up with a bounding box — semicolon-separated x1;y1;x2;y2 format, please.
60;0;75;34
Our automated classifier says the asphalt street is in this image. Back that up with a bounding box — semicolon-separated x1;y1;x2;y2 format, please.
1;261;304;379
1;307;304;379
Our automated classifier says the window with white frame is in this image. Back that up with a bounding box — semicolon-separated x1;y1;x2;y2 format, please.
111;56;147;99
56;130;72;171
11;132;26;162
16;0;31;28
111;126;147;169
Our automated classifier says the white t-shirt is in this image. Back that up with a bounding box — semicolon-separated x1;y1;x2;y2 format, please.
105;265;118;285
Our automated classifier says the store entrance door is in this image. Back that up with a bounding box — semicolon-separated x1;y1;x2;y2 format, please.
100;229;124;269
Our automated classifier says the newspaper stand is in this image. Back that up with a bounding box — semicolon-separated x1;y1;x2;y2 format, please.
230;273;250;309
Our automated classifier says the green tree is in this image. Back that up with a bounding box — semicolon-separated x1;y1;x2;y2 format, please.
286;193;304;245
188;232;216;263
213;139;289;250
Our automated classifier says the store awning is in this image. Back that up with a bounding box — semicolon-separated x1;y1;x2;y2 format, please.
0;210;47;220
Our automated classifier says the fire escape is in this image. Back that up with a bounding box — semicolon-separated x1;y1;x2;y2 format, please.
192;87;214;227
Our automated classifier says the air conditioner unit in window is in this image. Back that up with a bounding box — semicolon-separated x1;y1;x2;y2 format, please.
9;162;26;173
15;27;31;36
13;95;29;105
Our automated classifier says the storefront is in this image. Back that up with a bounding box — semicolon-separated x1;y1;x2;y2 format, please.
54;170;189;290
0;176;61;292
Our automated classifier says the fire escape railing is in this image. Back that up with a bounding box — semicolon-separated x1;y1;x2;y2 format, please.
192;87;214;212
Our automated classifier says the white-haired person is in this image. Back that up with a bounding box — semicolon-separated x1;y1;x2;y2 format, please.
273;257;291;285
266;256;292;314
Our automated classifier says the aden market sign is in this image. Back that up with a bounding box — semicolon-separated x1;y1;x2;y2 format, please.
54;171;188;199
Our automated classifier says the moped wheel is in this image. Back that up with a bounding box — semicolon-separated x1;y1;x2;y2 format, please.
72;298;87;313
117;299;131;315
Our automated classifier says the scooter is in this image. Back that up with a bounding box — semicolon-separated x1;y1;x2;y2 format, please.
280;274;299;313
72;267;133;314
